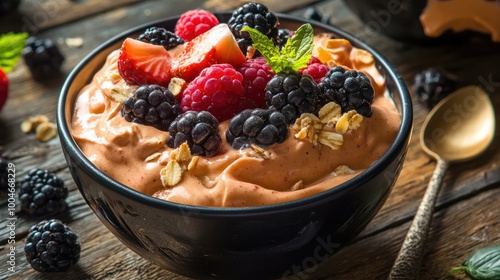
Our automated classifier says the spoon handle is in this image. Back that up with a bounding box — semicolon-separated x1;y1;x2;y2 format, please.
388;158;449;280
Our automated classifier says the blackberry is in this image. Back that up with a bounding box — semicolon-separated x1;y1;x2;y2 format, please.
24;219;80;272
228;3;280;55
136;27;184;50
19;168;68;216
319;66;374;117
265;73;321;124
414;69;456;109
0;156;9;190
226;108;289;149
122;84;181;131
167;111;222;157
0;0;20;15
277;28;293;49
22;36;65;80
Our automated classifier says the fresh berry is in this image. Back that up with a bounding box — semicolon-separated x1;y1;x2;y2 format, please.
236;57;274;108
174;24;246;81
300;62;329;83
320;66;375;117
24;219;80;272
0;68;8;111
226;108;289;149
0;156;9;190
18;168;68;216
167;111;222;157
22;36;65;80
117;38;173;87
228;3;280;55
0;0;20;15
122;84;181;131
308;56;322;65
175;9;220;42
266;73;321;124
136;27;184;50
414;69;456;109
277;28;293;49
180;64;249;122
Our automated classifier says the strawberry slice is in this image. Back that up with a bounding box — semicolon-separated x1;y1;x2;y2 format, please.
117;38;173;87
174;24;246;81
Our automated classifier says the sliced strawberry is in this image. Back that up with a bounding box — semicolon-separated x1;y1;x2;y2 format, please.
117;38;173;87
174;24;246;81
0;68;8;112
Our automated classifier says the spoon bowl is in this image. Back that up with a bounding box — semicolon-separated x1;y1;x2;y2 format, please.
421;85;495;162
389;85;495;279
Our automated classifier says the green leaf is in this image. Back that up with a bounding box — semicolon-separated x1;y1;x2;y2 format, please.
242;23;314;74
0;32;29;73
241;26;280;68
449;243;500;280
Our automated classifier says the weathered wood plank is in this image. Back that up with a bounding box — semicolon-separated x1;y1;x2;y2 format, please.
0;0;500;279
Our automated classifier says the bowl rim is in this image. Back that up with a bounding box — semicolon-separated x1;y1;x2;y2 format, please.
57;12;413;217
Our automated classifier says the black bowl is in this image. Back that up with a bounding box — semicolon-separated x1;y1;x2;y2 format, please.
57;13;413;280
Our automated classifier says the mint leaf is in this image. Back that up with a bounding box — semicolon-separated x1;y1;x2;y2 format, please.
0;32;29;73
241;26;280;67
242;23;314;74
282;23;313;71
449;243;500;280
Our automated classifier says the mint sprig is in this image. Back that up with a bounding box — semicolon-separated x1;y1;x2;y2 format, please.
0;32;29;73
242;23;313;74
449;243;500;280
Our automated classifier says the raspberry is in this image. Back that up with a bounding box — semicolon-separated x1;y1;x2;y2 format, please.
308;56;322;65
265;73;321;124
18;168;68;216
300;63;330;83
136;27;184;50
167;111;222;157
319;66;375;117
235;57;274;108
226;108;289;149
24;219;80;272
414;69;456;109
122;84;181;131
180;64;250;122
175;9;220;42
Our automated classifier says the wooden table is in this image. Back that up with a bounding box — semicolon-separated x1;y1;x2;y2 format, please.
1;0;499;279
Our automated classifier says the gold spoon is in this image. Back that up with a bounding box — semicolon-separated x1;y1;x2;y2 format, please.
388;85;496;279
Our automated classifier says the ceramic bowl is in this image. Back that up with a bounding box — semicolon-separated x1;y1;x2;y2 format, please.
57;13;413;280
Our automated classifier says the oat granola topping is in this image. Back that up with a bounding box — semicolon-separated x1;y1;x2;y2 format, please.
248;144;272;160
160;160;183;187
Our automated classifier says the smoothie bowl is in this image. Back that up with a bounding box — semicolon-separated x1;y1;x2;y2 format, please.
57;4;412;279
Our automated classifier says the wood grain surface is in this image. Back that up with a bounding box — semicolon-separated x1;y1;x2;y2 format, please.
1;0;499;279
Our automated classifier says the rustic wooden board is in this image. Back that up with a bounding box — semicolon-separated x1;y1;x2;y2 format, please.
1;0;500;279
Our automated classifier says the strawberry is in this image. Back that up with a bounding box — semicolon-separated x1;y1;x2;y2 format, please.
0;68;8;111
117;38;173;87
174;24;246;81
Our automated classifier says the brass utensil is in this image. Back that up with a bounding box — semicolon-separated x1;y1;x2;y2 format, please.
388;85;496;279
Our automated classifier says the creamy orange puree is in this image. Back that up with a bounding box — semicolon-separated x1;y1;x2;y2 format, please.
70;37;401;207
420;0;500;41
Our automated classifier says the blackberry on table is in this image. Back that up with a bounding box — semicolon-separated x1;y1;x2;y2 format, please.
19;168;68;216
22;36;65;80
226;108;289;149
228;2;280;55
319;66;374;117
414;69;456;109
0;0;20;15
136;27;184;50
0;156;9;190
122;84;181;131
265;73;321;124
167;111;222;157
24;219;80;272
